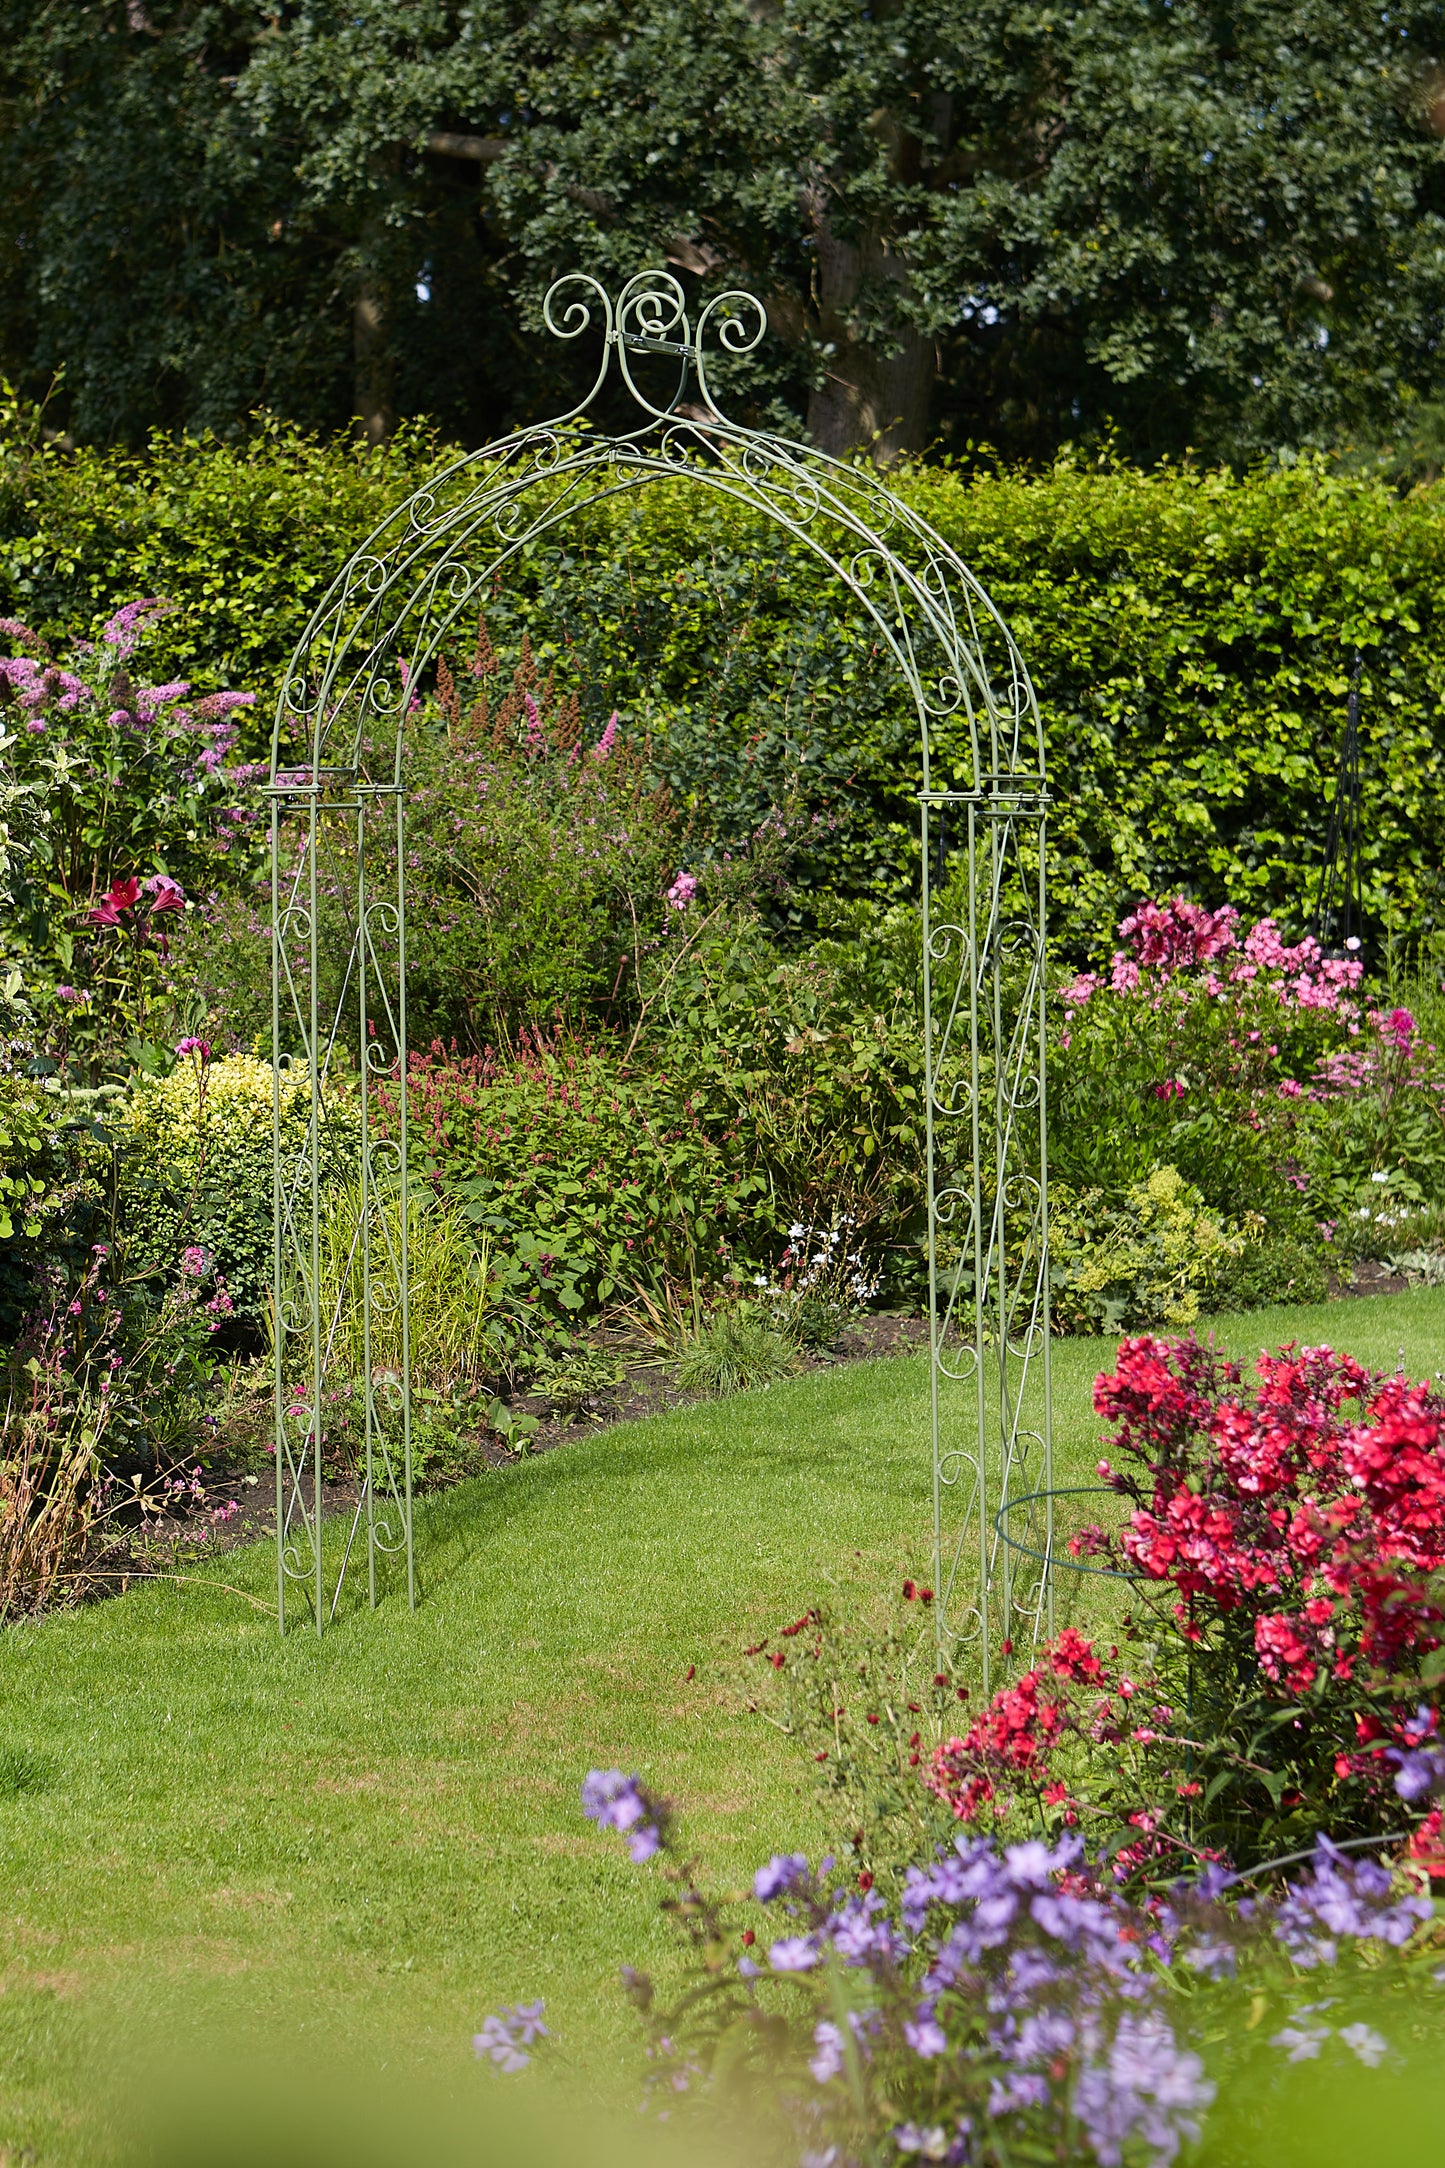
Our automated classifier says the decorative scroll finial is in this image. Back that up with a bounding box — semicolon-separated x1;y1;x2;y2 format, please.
541;268;767;424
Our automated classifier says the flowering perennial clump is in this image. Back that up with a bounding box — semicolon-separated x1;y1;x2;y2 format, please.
1074;1332;1445;1851
474;1762;1445;2165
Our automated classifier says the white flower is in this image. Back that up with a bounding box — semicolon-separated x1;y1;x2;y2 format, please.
1339;2023;1387;2068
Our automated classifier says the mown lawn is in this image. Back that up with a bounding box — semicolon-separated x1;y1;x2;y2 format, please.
1;1289;1442;2163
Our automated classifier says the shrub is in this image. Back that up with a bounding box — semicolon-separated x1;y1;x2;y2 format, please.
1073;1334;1445;1865
0;1237;236;1614
121;1048;358;1330
377;1033;771;1331
1049;1164;1242;1334
0;599;261;1069
1051;897;1363;1232
11;426;1445;943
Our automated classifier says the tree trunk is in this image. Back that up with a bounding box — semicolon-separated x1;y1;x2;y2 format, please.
804;216;934;463
353;281;395;445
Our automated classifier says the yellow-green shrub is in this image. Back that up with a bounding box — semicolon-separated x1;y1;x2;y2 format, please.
1048;1164;1242;1335
121;1055;358;1326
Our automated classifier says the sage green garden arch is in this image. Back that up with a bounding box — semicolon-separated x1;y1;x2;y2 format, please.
268;269;1053;1677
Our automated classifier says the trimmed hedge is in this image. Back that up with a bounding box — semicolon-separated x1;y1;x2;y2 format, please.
4;394;1444;950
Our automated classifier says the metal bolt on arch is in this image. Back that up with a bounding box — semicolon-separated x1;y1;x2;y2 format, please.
268;269;1053;1666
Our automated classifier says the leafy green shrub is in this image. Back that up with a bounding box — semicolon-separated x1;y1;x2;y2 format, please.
1048;1165;1241;1335
121;1051;357;1329
673;1299;799;1397
381;1034;770;1331
1212;1229;1331;1312
9;422;1445;943
0;598;261;1066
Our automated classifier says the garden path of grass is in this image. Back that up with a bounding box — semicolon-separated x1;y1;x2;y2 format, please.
1;1289;1442;2162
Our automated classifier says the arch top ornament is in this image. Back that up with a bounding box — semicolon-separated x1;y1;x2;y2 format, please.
268;269;1046;807
538;267;769;428
268;267;1052;1676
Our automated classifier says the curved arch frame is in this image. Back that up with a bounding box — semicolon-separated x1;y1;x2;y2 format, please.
268;270;1054;1669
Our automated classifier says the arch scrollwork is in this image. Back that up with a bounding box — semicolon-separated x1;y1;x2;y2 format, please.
268;269;1050;1659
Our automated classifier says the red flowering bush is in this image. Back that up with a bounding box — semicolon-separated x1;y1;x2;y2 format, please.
1076;1332;1445;1861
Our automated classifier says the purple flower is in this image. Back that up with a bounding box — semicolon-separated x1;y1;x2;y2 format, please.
754;1852;811;1903
1271;2019;1329;2063
988;2072;1050;2115
809;2020;844;2083
473;2001;548;2072
892;2123;951;2157
55;985;85;1004
580;1769;665;1862
1339;2023;1388;2067
101;598;172;659
1072;2013;1212;2165
904;2011;948;2059
768;1936;819;1972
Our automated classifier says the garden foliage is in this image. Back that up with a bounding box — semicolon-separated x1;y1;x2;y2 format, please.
7;423;1445;943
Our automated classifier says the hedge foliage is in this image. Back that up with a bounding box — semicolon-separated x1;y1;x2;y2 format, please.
4;394;1445;950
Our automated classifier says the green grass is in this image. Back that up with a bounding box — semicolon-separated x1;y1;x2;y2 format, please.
1;1288;1443;2161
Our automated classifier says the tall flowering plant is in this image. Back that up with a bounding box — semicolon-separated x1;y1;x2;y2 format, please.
0;600;260;1070
1071;1333;1445;1866
475;1764;1445;2167
1050;896;1367;1233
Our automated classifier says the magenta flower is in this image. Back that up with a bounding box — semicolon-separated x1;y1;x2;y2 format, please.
89;876;140;926
143;874;186;912
100;598;172;659
666;870;698;912
594;711;619;761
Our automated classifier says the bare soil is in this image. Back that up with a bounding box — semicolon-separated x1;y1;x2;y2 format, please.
147;1269;1412;1558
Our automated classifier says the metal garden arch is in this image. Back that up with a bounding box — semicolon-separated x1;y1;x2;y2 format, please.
268;270;1053;1671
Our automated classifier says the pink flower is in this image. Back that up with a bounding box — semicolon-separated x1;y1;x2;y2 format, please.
1061;972;1100;1009
1278;1078;1303;1099
174;1036;212;1061
665;870;698;911
143;874;186;912
1372;1006;1417;1055
594;711;619;761
89;876;140;926
101;598;172;659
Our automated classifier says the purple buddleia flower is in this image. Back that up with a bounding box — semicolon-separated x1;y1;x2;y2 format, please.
101;598;172;658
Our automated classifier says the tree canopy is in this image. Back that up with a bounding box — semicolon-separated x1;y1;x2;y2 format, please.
2;1;1444;463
